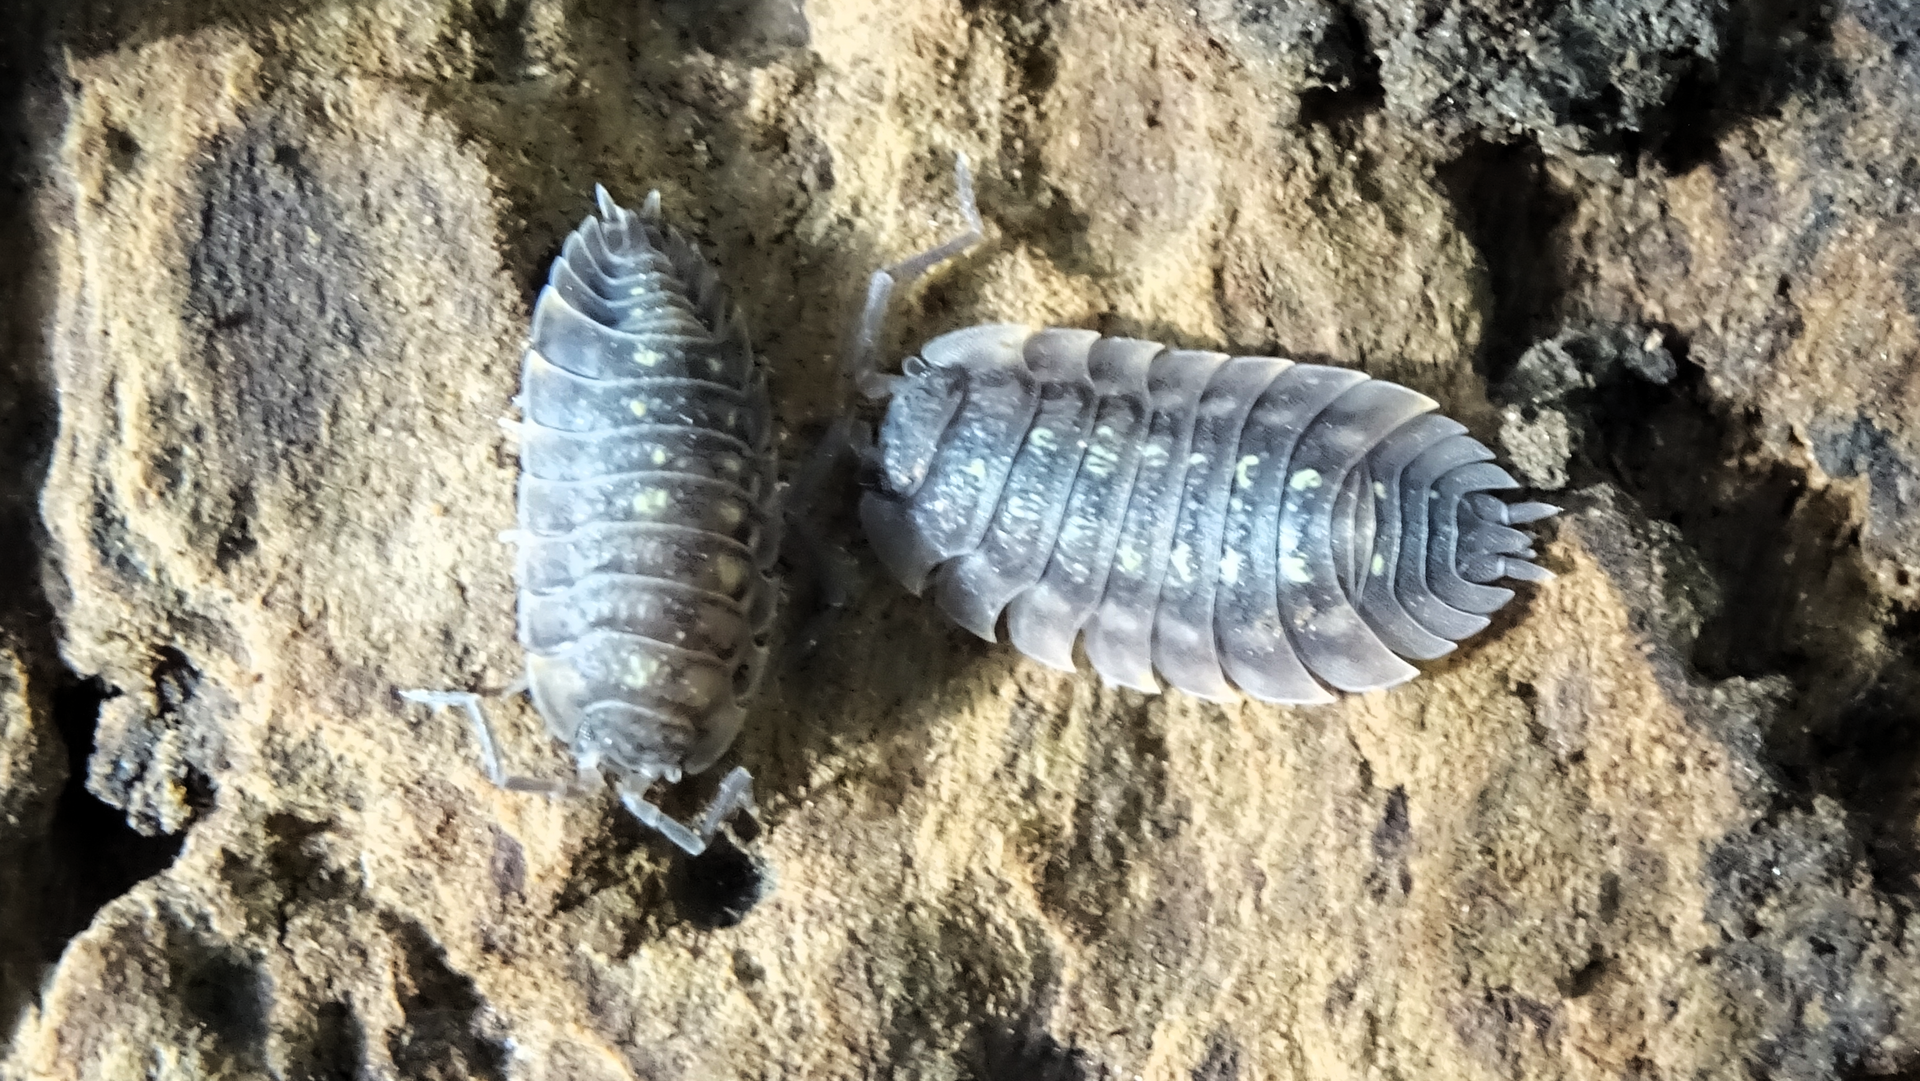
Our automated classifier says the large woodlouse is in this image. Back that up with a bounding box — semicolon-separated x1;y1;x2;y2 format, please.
849;159;1556;703
405;187;774;854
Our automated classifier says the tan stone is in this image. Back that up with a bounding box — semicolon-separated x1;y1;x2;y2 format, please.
3;2;1916;1079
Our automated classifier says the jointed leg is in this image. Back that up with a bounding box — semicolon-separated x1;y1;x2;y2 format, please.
616;766;758;857
398;688;586;798
846;153;987;400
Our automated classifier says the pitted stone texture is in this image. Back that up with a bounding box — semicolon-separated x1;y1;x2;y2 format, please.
3;2;1918;1080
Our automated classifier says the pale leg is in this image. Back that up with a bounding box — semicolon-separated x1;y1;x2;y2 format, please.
616;766;758;857
397;689;583;797
846;153;987;400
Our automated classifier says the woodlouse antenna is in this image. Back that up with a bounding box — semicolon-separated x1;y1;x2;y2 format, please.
845;152;986;401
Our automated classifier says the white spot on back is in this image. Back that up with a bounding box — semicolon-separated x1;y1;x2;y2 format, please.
1219;549;1243;585
1170;542;1194;583
1289;469;1323;491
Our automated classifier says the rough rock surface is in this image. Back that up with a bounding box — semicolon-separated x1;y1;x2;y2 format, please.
1;1;1918;1079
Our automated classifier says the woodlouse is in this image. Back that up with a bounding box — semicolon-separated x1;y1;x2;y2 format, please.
405;186;775;854
848;158;1556;703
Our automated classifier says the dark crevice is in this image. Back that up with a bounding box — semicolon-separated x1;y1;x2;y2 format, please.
386;918;510;1081
667;827;773;930
1435;140;1577;389
39;676;188;963
463;0;533;83
1499;315;1918;897
1648;0;1843;174
1594;356;1908;890
1295;5;1385;131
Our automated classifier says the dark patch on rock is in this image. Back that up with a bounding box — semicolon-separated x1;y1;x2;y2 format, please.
1702;800;1897;1080
1797;663;1920;898
84;646;229;836
187;115;376;488
489;827;527;901
668;830;774;929
282;1000;368;1081
1293;4;1387;129
386;918;510;1081
1360;0;1724;154
1448;987;1560;1073
656;0;810;64
1190;1029;1243;1080
1436;142;1578;386
173;935;271;1069
51;0;332;59
1365;785;1412;900
38;674;184;953
972;1010;1103;1081
1812;414;1918;530
1040;698;1180;937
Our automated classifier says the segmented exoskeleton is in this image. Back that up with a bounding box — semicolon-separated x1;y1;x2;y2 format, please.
406;186;775;854
846;159;1555;703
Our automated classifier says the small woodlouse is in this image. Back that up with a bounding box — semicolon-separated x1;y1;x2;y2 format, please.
405;186;775;854
848;158;1556;704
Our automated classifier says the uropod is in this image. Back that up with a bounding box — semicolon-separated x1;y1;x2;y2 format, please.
847;158;1556;703
405;186;775;854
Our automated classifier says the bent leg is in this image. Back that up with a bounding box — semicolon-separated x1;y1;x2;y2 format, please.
846;153;986;400
615;766;758;857
398;688;585;797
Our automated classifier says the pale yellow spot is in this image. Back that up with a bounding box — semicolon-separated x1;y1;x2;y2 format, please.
1029;428;1056;450
1289;469;1323;491
713;555;746;592
716;502;745;527
962;459;989;483
1188;453;1207;467
632;347;663;367
1373;481;1388;499
1235;454;1260;488
1281;554;1311;583
1084;444;1118;478
651;447;668;465
1371;553;1386;576
622;654;663;690
628;399;649;418
1117;547;1144;574
633;489;670;515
